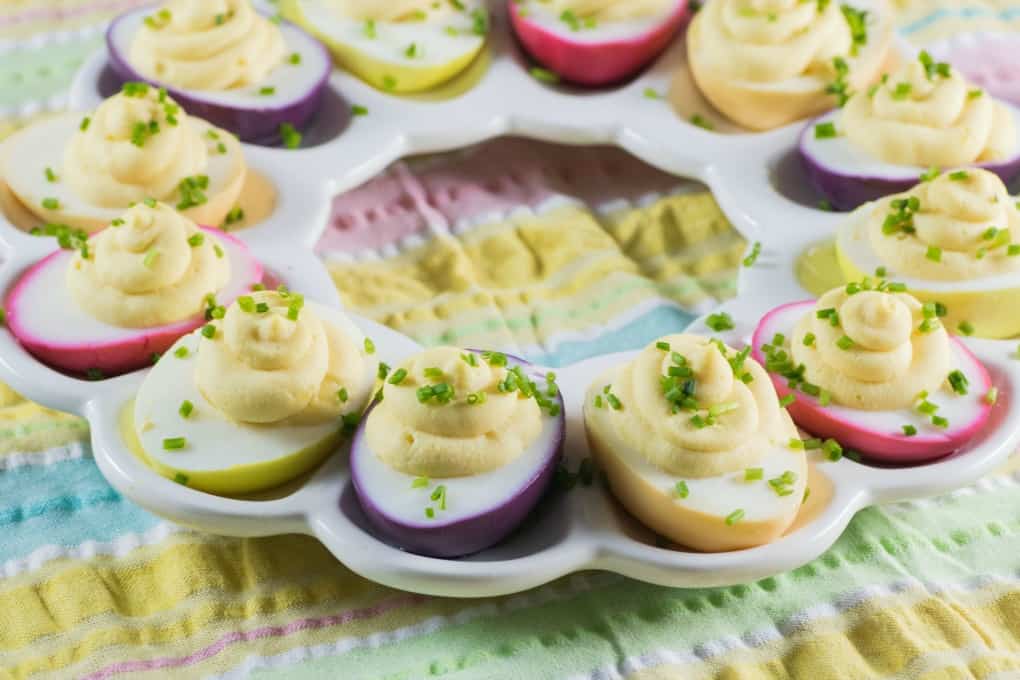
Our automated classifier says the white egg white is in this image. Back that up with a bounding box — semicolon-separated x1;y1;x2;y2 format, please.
1;114;243;229
134;302;375;494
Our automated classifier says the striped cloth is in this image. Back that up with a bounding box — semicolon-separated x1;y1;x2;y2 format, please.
3;2;1020;678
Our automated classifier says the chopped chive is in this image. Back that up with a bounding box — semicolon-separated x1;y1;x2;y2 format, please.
594;395;604;409
279;122;302;149
932;415;949;428
41;197;60;210
201;324;216;339
237;295;255;313
173;346;189;359
949;170;969;181
947;369;969;395
187;233;204;247
745;467;764;480
656;341;671;352
388;368;408;385
836;335;854;350
162;437;187;450
213;244;223;258
606;393;622;410
985;387;999;405
364;338;375;355
803;332;816;347
919;167;941;182
258;86;275;96
788;438;805;450
823;438;842;461
814;122;838;139
529;67;560;83
143;249;159;269
958;321;975;336
706;312;734;332
255;302;269;313
44;167;57;182
289;52;301;65
926;246;942;262
643;87;662;99
425;507;435;519
351;105;368;116
337;387;348;402
779;393;796;408
674;480;689;499
902;424;917;436
377;362;390;380
690;114;714;130
725;509;745;526
178;400;193;418
743;241;762;267
412;477;429;488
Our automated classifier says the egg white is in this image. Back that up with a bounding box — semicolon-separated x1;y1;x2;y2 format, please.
352;376;563;528
134;301;375;494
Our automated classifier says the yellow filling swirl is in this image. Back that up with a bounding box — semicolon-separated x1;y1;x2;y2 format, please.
130;0;286;91
63;87;208;209
592;334;790;478
196;291;366;425
67;202;229;327
365;347;543;478
867;169;1020;281
842;58;1017;166
789;287;953;409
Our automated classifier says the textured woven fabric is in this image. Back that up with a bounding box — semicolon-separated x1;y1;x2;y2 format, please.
2;3;1020;679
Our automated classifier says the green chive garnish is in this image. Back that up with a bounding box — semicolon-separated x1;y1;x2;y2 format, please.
179;400;193;418
163;437;187;450
745;467;764;480
675;480;689;499
364;338;375;354
725;509;745;526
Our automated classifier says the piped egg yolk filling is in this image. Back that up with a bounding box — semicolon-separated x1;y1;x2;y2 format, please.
365;347;557;479
196;290;366;426
592;334;791;478
865;168;1020;282
67;201;230;328
787;287;953;410
130;0;286;91
841;54;1017;167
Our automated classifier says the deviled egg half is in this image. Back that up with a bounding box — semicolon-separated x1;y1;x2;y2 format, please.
106;0;332;142
686;0;893;131
134;290;375;495
5;201;261;377
802;52;1020;209
583;334;807;552
837;169;1020;338
350;347;565;558
753;284;993;464
280;0;488;94
509;0;688;86
1;84;246;233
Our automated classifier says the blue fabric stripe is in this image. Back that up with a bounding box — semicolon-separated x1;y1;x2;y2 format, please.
528;305;695;367
900;6;1020;36
0;456;161;563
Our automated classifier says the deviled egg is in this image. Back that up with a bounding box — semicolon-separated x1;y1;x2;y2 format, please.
752;284;993;463
280;0;488;94
583;334;807;552
686;0;893;130
836;169;1020;338
802;52;1020;209
106;0;332;142
350;347;564;558
1;84;246;233
509;0;689;87
5;201;261;377
134;290;375;494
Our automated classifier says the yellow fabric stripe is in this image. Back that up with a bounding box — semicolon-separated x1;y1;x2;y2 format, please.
627;583;1020;680
0;384;87;454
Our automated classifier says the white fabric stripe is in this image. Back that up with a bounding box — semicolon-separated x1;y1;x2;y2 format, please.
0;521;184;580
0;439;89;471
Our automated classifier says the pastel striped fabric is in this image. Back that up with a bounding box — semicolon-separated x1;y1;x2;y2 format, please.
2;2;1020;678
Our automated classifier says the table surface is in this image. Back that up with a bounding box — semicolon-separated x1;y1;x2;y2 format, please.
4;2;1020;679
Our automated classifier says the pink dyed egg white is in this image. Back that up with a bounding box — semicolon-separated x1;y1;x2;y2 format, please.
106;7;331;143
350;352;565;558
752;301;994;464
5;228;262;377
509;0;688;86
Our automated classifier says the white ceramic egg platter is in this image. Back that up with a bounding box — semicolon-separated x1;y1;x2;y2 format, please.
0;1;1018;598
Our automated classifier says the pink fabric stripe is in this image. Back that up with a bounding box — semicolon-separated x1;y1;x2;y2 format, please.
81;593;429;680
0;0;146;28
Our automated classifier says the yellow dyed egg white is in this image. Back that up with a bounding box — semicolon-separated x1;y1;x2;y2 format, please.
583;334;808;552
279;0;488;93
133;298;375;495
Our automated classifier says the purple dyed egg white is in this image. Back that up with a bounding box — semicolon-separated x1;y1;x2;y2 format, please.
800;52;1020;211
351;348;565;558
106;1;332;143
509;0;688;87
752;298;993;464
